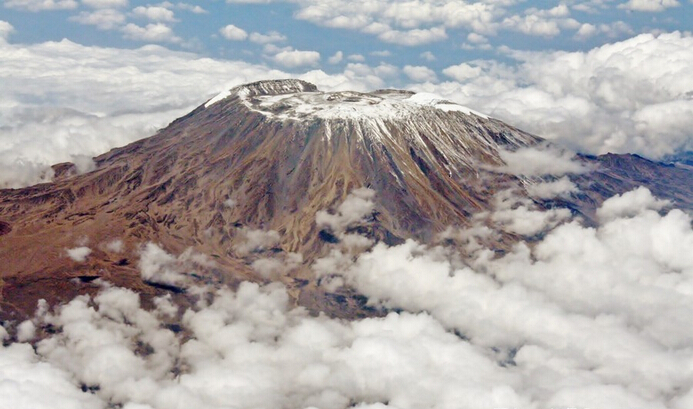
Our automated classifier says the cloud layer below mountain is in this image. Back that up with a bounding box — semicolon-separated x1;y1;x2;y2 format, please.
2;186;693;409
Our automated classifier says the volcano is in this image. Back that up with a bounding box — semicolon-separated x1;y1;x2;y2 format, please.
1;79;692;321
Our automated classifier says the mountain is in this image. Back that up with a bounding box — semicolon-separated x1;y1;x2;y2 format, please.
1;79;692;322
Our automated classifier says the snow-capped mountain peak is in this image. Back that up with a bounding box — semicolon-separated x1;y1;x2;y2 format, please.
205;79;489;120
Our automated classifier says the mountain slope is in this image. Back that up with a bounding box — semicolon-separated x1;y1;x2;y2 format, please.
1;79;692;321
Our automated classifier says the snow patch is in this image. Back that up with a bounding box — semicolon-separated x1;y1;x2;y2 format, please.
244;89;490;121
204;89;232;108
209;81;492;122
407;92;489;118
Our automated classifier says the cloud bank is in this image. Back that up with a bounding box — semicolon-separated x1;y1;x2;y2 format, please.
0;33;396;188
2;186;693;409
427;31;693;158
2;29;693;188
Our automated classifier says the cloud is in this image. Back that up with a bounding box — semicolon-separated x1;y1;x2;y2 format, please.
496;146;588;176
442;62;482;82
574;22;597;38
0;105;190;188
572;0;612;13
370;50;391;57
573;21;633;40
0;343;103;408
1;27;691;191
69;9;126;30
11;281;518;408
618;0;680;11
539;4;571;17
122;23;181;43
2;28;692;195
501;14;561;37
219;24;248;41
272;49;321;68
281;0;628;46
139;242;186;285
402;65;438;83
66;246;92;262
421;31;693;158
596;186;670;221
293;0;498;45
419;51;436;61
16;320;37;342
3;186;693;409
0;38;399;188
316;187;375;234
0;20;14;41
3;0;77;11
248;31;286;44
378;27;447;46
467;32;488;44
105;238;125;253
233;228;281;256
490;190;572;235
499;5;581;38
332;62;397;89
251;252;302;280
526;176;579;199
172;2;206;13
329;189;693;406
139;242;214;286
82;0;128;8
132;6;177;22
327;50;343;64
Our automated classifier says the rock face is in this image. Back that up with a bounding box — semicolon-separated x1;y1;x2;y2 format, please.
1;79;692;321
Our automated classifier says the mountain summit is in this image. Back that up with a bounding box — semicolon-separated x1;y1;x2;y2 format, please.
1;79;692;320
194;79;539;244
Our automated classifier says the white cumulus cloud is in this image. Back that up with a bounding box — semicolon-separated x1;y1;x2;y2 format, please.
402;65;438;83
496;146;589;176
3;187;693;409
272;49;321;68
0;37;408;188
3;0;77;11
619;0;680;11
66;246;92;262
82;0;128;9
526;176;579;199
327;50;343;64
132;5;176;22
219;24;248;41
248;30;286;44
69;9;126;30
122;22;181;43
426;31;693;158
378;26;447;46
0;20;14;40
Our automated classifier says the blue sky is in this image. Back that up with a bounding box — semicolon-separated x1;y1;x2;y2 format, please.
1;0;693;187
2;0;692;74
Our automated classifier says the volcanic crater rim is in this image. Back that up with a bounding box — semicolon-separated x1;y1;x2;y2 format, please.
205;79;490;121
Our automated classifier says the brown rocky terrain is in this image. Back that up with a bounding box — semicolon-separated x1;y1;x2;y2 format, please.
2;79;692;323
